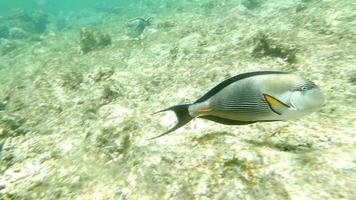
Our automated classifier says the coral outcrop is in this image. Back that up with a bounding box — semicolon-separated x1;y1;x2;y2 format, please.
79;27;111;54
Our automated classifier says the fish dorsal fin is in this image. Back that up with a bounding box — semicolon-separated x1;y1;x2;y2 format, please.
263;93;290;115
194;71;289;103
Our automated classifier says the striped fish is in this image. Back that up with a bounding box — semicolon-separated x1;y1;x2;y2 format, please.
152;71;325;139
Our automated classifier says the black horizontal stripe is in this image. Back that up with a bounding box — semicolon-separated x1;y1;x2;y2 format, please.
222;106;270;110
227;94;262;100
221;103;268;107
195;71;290;103
217;104;271;112
224;98;262;103
221;105;270;110
221;107;270;111
218;109;271;114
222;101;268;107
222;102;268;106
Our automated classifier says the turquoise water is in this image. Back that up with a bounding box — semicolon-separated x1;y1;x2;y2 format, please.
0;0;355;199
0;0;128;14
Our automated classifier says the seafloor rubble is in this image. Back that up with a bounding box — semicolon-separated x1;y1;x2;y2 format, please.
0;0;355;199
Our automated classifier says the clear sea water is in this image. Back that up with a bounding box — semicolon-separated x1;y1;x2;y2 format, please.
0;0;355;199
0;0;128;15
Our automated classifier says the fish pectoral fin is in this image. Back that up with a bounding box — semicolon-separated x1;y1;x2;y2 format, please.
263;93;290;115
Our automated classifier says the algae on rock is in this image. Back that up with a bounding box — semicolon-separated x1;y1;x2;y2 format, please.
79;27;111;54
251;32;297;63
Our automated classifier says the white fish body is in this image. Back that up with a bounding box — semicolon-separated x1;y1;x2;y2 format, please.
190;72;324;122
152;71;325;139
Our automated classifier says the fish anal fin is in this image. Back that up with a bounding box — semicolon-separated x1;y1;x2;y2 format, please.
263;93;290;115
199;115;255;125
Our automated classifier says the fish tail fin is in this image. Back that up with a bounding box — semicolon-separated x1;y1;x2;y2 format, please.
150;103;193;140
146;17;152;25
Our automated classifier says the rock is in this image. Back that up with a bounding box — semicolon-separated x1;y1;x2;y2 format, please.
251;32;297;63
6;9;32;21
178;33;202;49
0;38;16;55
98;104;131;125
1;118;18;131
201;1;219;11
79;27;111;54
60;69;84;89
55;18;68;31
0;9;50;34
31;11;50;33
0;25;9;38
295;3;308;13
349;70;356;84
241;0;263;10
91;67;114;82
9;27;29;39
156;20;175;30
99;84;120;101
0;176;5;190
0;128;7;138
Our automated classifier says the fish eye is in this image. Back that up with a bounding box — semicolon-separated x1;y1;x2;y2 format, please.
294;85;309;92
301;86;308;91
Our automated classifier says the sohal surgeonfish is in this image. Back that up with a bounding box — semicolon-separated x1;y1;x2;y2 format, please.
152;71;325;139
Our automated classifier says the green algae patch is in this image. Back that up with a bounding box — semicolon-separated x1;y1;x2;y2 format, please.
251;32;297;63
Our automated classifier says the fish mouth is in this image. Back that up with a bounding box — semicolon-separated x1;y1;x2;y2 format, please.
289;94;299;110
290;101;299;110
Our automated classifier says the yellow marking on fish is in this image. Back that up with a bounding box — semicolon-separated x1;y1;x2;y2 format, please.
199;108;213;113
264;94;288;108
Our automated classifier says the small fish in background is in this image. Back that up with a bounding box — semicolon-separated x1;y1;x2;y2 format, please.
151;71;325;139
125;17;152;38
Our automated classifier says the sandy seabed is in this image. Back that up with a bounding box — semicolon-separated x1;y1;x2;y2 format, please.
0;0;355;199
